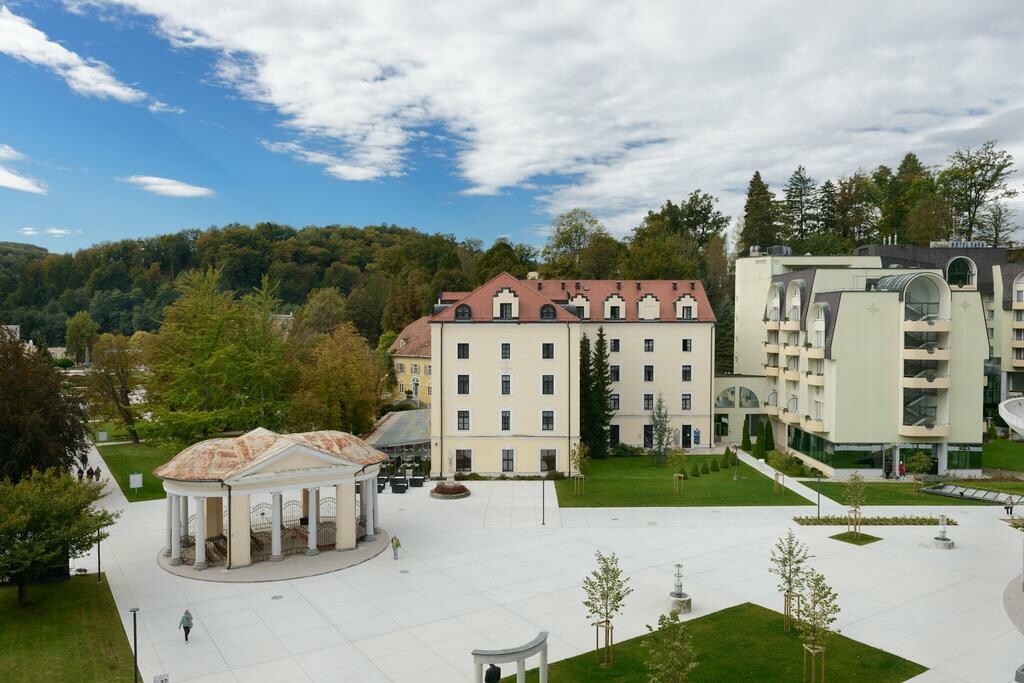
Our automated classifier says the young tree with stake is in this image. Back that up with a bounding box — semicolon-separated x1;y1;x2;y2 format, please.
768;530;814;632
582;551;633;667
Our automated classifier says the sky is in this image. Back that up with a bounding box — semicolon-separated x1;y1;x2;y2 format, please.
1;1;1023;254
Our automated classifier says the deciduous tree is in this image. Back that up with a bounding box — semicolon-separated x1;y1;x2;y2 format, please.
643;609;698;682
0;328;88;482
582;551;633;667
939;140;1018;240
650;393;671;465
769;530;813;631
85;333;143;443
543;209;606;277
0;469;120;605
65;310;99;364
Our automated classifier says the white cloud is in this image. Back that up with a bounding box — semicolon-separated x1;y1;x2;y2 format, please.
0;143;46;194
88;1;1024;232
0;5;146;102
46;227;71;236
18;227;38;236
148;100;185;114
122;175;214;197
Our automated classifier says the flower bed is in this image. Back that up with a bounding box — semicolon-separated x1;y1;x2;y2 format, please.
794;515;957;526
430;482;471;499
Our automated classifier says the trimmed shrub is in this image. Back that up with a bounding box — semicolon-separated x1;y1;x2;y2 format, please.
689;464;701;478
545;470;566;480
611;443;646;458
710;459;720;472
700;462;710;475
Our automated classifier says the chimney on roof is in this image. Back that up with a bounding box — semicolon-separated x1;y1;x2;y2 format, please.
672;282;677;290
537;282;543;290
635;282;641;290
560;281;565;290
616;281;621;290
574;281;580;290
690;281;695;290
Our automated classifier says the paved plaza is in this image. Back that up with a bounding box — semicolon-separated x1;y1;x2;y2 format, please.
82;445;1024;682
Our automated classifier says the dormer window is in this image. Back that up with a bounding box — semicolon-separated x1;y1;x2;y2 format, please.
455;304;472;320
540;304;556;320
499;303;513;319
681;306;693;320
610;306;621;319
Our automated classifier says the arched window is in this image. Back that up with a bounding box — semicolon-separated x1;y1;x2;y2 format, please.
738;387;759;408
540;304;556;320
455;304;472;320
714;387;736;408
946;257;975;287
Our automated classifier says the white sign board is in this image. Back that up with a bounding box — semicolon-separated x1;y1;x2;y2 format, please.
97;431;108;442
129;473;143;492
153;674;169;683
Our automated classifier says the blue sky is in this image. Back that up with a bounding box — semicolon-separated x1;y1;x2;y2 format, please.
1;1;1022;253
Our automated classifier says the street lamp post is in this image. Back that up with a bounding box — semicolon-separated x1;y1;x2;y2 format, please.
96;530;101;582
541;475;546;526
129;607;140;683
816;473;821;519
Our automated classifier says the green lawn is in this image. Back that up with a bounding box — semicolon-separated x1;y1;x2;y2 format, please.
982;439;1024;472
97;442;176;501
502;602;925;683
0;575;134;683
555;456;811;507
804;481;993;506
830;531;882;545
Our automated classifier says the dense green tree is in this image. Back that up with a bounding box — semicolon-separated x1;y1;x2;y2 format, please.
643;609;698;682
542;208;607;277
579;334;596;453
382;270;431;334
344;272;391;344
476;239;532;282
738;172;778;254
835;173;880;243
620;226;699;279
815;180;838;236
976;200;1018;248
905;192;954;246
782;166;817;242
291;323;379;434
0;469;120;605
85;333;143;443
0;328;89;482
641;191;729;248
578;233;625;279
65;310;99;364
589;328;614;458
292;287;347;342
649;393;671;464
939;140;1018;240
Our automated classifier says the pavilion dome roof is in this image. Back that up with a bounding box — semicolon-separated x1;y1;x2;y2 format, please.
154;427;386;482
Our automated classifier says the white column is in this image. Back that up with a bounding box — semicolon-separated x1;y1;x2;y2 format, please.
193;496;207;570
163;495;173;557
364;480;376;542
517;659;525;683
180;495;189;538
170;495;182;565
270;492;283;561
371;480;380;534
539;643;548;683
305;487;319;555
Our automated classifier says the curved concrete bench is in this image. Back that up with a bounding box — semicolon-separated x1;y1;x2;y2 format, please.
472;631;548;683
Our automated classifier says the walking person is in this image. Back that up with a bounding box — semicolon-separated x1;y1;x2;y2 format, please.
898;462;906;480
86;466;94;482
1006;497;1015;516
484;663;502;683
77;467;84;481
391;536;401;560
179;609;194;643
93;465;102;483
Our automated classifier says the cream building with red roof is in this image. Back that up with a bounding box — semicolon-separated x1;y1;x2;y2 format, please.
389;315;433;405
429;272;716;477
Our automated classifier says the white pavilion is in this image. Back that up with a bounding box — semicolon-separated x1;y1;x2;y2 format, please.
154;428;386;570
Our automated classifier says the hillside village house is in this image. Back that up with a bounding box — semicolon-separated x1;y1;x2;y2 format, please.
428;272;716;477
389;316;432;406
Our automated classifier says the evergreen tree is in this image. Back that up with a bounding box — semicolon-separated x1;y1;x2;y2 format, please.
815;179;838;237
579;333;596;453
741;418;752;451
649;393;671;465
738;172;777;254
835;174;880;243
590;327;614;458
783;166;817;243
764;419;776;453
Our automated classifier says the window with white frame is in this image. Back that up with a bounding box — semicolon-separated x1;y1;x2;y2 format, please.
457;374;470;394
610;394;620;410
644;393;654;410
457;410;470;430
501;342;510;359
542;342;554;359
681;393;692;410
610;338;620;352
501;374;511;395
681;305;693;320
644;365;654;381
541;411;554;430
412;364;419;375
457;343;469;359
644;338;654;352
542;375;554;394
425;365;432;375
502;449;515;472
540;449;557;472
499;302;513;319
501;410;511;431
456;449;472;472
681;338;692;352
610;365;620;382
681;365;691;382
396;362;405;373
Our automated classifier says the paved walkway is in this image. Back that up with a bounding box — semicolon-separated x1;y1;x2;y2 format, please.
83;444;1024;682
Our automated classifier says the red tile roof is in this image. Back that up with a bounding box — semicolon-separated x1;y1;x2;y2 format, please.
389;315;431;358
531;279;716;322
430;272;578;322
438;291;471;303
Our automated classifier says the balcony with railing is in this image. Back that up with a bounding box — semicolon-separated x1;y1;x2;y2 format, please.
781;397;800;423
805;369;825;386
781;305;801;331
763;391;779;416
903;300;950;332
782;362;801;381
765;307;781;330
